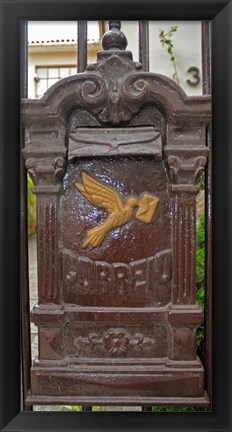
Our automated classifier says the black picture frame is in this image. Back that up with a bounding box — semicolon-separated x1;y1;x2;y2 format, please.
0;0;231;431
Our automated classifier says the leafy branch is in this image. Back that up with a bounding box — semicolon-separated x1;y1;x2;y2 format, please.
159;26;179;84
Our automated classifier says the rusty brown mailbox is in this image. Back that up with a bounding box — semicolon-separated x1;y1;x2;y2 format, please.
21;22;211;406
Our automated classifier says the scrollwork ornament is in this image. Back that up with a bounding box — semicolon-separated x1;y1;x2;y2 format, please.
193;156;207;184
80;75;107;107
122;74;149;103
167;156;181;184
25;158;38;184
167;155;207;186
98;93;137;124
79;53;151;125
52;157;66;184
93;74;149;125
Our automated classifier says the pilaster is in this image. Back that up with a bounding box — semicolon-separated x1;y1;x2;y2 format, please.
23;146;66;305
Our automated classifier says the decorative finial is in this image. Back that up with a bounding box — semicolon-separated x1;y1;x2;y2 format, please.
102;20;128;51
109;21;121;31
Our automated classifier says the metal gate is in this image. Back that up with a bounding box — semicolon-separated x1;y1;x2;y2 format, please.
20;20;211;411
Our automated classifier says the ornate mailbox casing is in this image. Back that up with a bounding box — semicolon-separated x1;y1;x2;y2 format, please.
22;23;211;406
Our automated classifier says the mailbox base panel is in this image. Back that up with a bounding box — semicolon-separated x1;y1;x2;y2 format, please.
26;393;210;407
30;359;205;401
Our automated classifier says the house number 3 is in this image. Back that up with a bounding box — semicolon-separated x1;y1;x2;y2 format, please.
186;66;200;86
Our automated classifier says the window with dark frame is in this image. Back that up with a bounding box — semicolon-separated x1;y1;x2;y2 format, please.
35;66;77;98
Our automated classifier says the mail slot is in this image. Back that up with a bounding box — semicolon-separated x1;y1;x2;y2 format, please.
21;21;211;406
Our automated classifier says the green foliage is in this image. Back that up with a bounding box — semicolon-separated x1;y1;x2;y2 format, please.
196;214;205;312
196;321;204;355
196;214;205;359
92;406;110;411
60;405;82;411
60;405;110;412
159;26;179;84
27;175;36;236
152;405;197;412
196;249;205;298
196;283;204;311
198;172;205;191
197;213;205;249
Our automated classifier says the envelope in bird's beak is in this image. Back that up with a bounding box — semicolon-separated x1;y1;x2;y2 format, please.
135;193;159;223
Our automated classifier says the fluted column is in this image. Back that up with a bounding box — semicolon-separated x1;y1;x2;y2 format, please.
36;195;59;304
172;193;197;304
25;154;66;305
166;151;208;361
167;154;207;305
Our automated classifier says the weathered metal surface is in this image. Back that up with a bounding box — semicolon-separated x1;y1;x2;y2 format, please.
77;21;87;73
20;20;33;412
21;21;211;406
201;20;212;410
68;127;162;158
202;21;211;95
139;21;149;71
25;393;210;407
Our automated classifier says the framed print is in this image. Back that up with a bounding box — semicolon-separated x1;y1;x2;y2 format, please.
0;1;231;431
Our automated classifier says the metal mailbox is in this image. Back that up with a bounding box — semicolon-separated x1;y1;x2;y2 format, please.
21;22;211;406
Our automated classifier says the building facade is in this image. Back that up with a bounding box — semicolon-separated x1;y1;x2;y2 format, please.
28;21;203;99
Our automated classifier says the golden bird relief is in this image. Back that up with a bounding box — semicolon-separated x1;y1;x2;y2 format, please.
75;172;159;248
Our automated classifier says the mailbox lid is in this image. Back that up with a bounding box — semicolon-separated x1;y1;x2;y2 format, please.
68;126;162;160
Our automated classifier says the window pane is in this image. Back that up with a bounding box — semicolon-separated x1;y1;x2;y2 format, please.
60;67;70;77
70;67;76;75
48;68;59;78
36;79;47;97
48;78;58;87
36;67;47;78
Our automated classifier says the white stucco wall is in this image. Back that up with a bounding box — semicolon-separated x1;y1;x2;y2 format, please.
28;46;100;98
28;48;76;98
27;21;101;98
121;21;202;95
28;21;204;98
